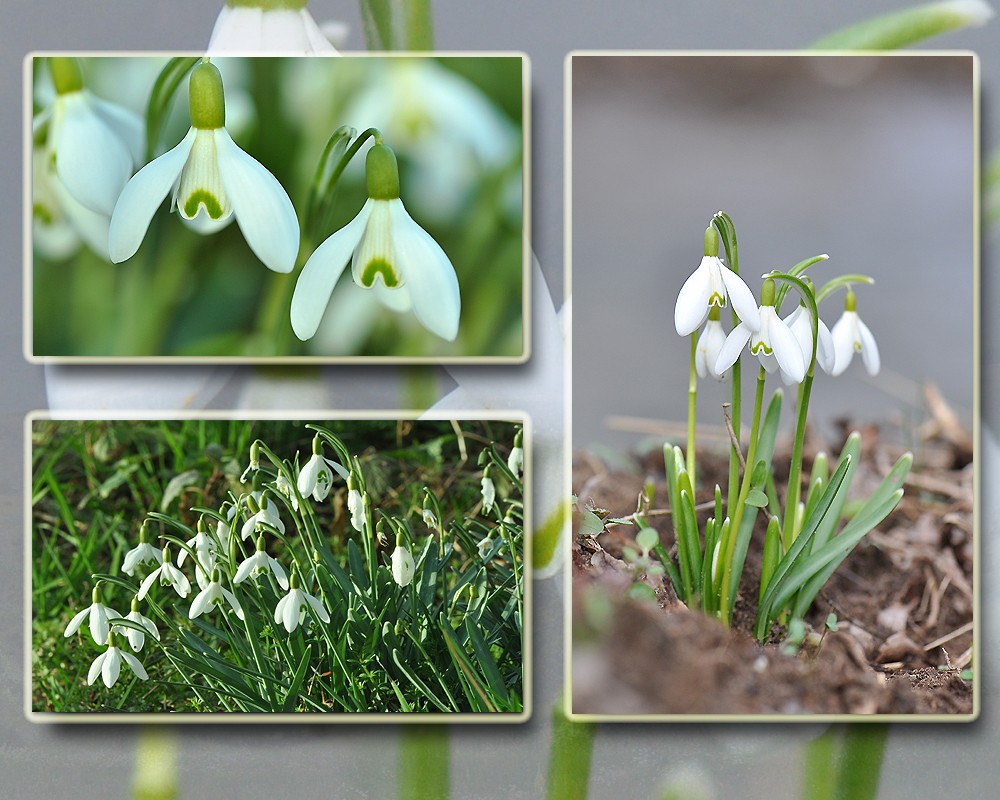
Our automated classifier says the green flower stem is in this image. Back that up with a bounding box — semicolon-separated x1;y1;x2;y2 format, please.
404;0;435;49
546;698;595;800
360;0;396;49
404;366;440;410
719;367;766;623
687;335;697;487
809;0;993;50
399;726;450;800
782;373;815;551
801;728;838;800
832;725;888;800
713;212;741;515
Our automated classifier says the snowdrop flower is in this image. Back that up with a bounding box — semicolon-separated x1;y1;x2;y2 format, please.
481;468;496;515
119;597;160;653
715;279;805;384
274;575;329;632
784;303;835;379
138;547;192;600
290;142;461;342
421;507;438;529
240;492;286;540
298;440;349;502
234;535;290;589
477;535;495;560
208;0;339;53
109;61;298;273
189;570;245;620
240;439;261;483
347;472;366;532
390;541;415;587
177;517;220;582
274;472;299;512
831;289;880;376
87;632;148;688
507;429;524;479
694;307;728;381
121;521;163;576
32;148;112;260
675;227;760;337
64;585;121;646
37;57;143;218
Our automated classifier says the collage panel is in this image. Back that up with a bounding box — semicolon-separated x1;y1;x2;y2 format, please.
569;53;976;719
29;414;528;720
28;54;527;362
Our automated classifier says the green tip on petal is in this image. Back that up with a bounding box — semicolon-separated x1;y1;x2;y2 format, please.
49;57;84;95
359;258;401;288
366;143;400;200
703;226;719;258
189;62;226;130
760;278;776;307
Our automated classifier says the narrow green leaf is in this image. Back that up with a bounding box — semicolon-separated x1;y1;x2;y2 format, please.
144;57;199;161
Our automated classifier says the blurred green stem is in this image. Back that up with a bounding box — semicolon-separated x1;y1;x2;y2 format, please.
809;0;993;49
132;727;178;800
400;726;450;800
802;728;838;800
403;366;439;410
833;725;888;800
546;698;595;800
359;0;435;50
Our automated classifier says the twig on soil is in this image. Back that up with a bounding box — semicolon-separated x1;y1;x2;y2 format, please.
923;621;973;652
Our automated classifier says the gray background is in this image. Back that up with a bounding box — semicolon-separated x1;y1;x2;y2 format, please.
5;2;999;798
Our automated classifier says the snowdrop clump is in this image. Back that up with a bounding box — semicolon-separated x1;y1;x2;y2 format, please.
58;423;525;711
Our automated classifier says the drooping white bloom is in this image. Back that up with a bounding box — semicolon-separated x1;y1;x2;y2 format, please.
694;314;729;381
137;552;192;600
390;545;415;587
234;541;289;589
208;1;339;54
830;297;880;377
477;535;495;560
348;488;365;532
109;61;298;274
274;584;330;633
274;472;299;512
297;452;348;502
675;256;760;337
481;475;496;515
32;149;112;260
189;575;245;620
121;540;163;577
119;599;160;653
87;635;148;688
507;445;524;479
240;494;286;540
422;508;438;529
64;589;121;646
784;304;835;380
716;302;805;384
178;524;220;590
37;57;143;218
290;143;461;343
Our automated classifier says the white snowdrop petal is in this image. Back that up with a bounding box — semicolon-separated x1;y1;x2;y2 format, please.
208;6;264;51
304;592;330;623
718;266;761;332
64;605;90;638
214;128;299;273
290;203;372;340
715;323;752;375
87;651;108;686
674;260;713;336
389;200;461;342
102;648;122;688
90;94;144;167
830;313;856;377
768;316;806;384
54;94;133;216
109;128;197;263
856;317;881;375
122;651;149;681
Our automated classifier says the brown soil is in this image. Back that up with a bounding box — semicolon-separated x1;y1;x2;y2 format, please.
571;389;974;717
